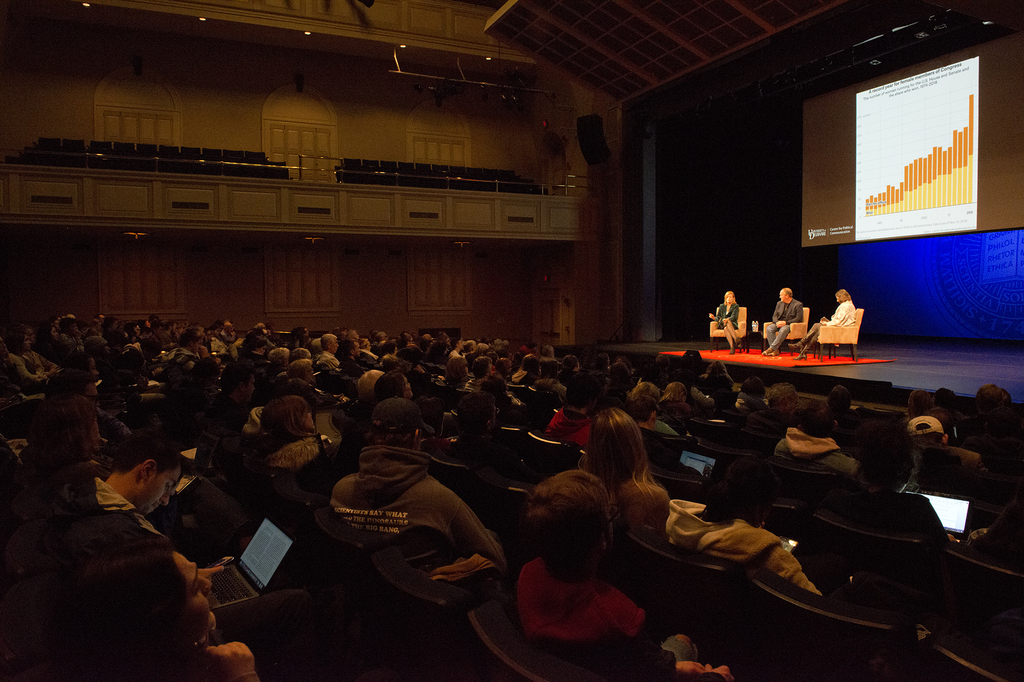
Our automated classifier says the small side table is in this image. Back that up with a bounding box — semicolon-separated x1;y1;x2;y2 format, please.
745;330;764;354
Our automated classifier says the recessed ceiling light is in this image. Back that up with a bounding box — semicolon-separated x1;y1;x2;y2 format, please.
199;17;206;21
82;2;90;6
485;57;492;61
399;44;407;48
304;31;311;35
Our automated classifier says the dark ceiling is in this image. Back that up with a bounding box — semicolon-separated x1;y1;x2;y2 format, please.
481;0;1023;105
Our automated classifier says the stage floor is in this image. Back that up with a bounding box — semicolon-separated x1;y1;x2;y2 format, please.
595;335;1024;404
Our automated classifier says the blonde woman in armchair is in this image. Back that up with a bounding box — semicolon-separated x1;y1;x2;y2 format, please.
709;291;740;354
790;289;856;361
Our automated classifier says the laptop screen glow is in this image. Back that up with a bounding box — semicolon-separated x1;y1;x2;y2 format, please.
238;518;293;591
680;451;716;478
914;492;970;535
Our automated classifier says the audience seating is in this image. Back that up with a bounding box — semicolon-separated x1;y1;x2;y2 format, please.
766;455;855;509
522;431;583;475
811;508;944;600
687;417;741;448
614;525;751;665
693;440;761;482
764;497;812;544
518;387;563;429
941;542;1024;634
927;634;1024;682
468;599;609;682
975;471;1021;506
648;462;707;502
740;426;781;457
748;568;916;680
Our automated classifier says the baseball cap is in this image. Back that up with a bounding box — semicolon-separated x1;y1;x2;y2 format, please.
907;416;943;436
371;397;435;435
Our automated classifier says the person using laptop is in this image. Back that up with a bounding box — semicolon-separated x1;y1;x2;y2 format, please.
50;536;261;682
13;432;316;680
331;397;507;575
817;419;950;545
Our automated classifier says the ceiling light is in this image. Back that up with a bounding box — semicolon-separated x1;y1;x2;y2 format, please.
123;232;148;239
82;2;90;5
485;57;492;61
870;59;882;66
199;17;206;21
305;236;323;244
399;44;407;49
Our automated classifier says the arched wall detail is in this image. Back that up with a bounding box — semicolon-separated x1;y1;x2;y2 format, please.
262;84;338;180
93;66;182;146
406;101;471;167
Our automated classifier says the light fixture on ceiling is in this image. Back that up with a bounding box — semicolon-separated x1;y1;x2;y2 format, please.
82;2;90;6
870;59;882;66
199;17;206;21
453;241;469;247
399;44;406;49
391;49;554;107
304;31;311;35
305;236;323;244
123;232;148;239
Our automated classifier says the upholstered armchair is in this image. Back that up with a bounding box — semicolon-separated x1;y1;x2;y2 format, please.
818;309;865;361
709;306;747;351
780;308;810;354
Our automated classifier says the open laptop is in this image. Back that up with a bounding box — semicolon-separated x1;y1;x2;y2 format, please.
680;450;716;478
176;431;219;494
913;491;972;539
209;517;294;609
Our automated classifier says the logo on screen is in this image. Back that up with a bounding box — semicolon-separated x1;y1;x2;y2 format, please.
928;232;1024;339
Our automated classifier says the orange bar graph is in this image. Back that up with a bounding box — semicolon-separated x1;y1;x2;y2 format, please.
865;94;974;216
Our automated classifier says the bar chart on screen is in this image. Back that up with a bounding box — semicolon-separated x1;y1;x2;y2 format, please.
855;57;979;242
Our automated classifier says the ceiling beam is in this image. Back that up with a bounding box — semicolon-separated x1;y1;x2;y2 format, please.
608;0;710;60
518;0;657;85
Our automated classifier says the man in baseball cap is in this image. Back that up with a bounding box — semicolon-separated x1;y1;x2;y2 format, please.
907;415;982;498
330;398;506;575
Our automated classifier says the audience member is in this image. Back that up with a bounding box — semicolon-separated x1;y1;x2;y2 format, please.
518;470;734;682
203;363;255;434
907;389;934;420
626;395;684;472
969;478;1024;570
733;376;766;415
581;408;670;535
444;355;469;388
450;391;541;483
659;381;692;421
545;372;603;447
774;401;859;477
961;406;1024;467
906;415;983;499
317;333;340;371
956;383;1010;443
330;397;507;574
746;382;799;436
534;359;567;402
826;384;857;427
254;395;338;496
49;536;261;682
466;355;492;392
818;419;948;545
667;458;820;594
925;408;986;469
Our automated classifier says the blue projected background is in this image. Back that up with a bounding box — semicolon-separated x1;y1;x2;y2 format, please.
838;228;1024;339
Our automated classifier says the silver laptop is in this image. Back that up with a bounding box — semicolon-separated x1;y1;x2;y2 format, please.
209;517;293;609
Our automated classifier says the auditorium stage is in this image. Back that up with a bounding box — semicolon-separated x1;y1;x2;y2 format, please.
593;335;1024;407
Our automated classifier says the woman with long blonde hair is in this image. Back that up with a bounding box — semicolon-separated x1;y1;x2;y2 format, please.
581;408;670;535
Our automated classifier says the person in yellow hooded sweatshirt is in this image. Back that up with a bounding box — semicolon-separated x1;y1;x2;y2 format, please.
666;458;820;595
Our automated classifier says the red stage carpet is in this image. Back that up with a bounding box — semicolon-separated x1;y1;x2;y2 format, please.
661;349;896;368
